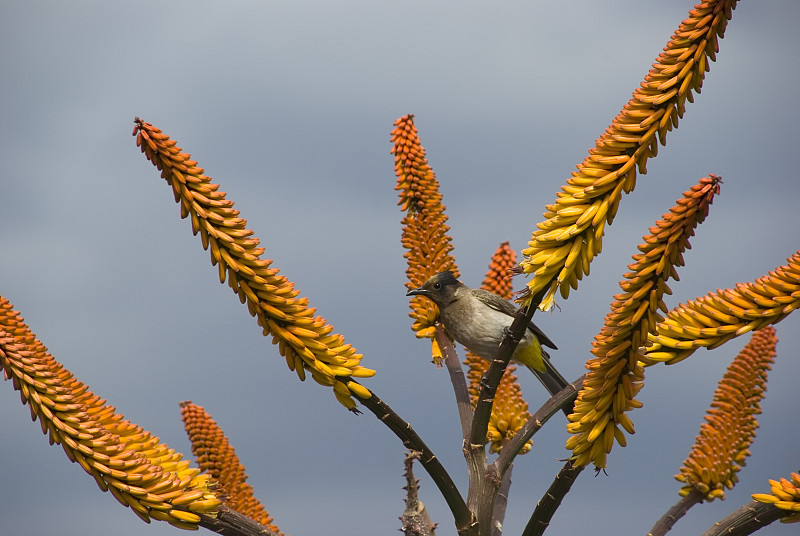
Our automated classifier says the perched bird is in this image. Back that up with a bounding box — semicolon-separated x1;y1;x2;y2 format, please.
407;270;569;398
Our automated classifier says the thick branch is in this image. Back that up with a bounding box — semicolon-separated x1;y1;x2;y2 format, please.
647;489;704;536
359;392;471;531
700;501;785;536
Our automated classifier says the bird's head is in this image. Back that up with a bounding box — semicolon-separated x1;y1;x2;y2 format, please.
406;270;462;306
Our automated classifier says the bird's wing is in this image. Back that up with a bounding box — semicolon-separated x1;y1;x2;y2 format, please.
470;288;558;350
471;288;517;315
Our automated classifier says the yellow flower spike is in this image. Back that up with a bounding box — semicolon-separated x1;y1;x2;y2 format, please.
133;119;374;410
179;402;283;534
464;242;534;454
567;176;721;468
517;0;737;312
679;327;776;497
0;296;219;528
645;251;800;364
392;115;459;360
753;469;800;522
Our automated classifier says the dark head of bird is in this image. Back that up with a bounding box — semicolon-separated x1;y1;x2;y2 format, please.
406;271;462;307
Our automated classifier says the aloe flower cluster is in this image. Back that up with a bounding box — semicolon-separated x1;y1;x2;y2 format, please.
133;119;374;410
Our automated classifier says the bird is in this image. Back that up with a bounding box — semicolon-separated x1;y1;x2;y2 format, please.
406;270;569;398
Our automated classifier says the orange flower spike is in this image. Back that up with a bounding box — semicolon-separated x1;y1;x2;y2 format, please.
482;241;517;297
646;251;800;364
133;119;375;410
676;328;776;501
180;402;284;534
566;176;721;468
0;296;221;529
464;242;532;453
518;0;737;312
392;115;459;354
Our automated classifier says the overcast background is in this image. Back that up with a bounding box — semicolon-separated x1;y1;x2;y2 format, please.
2;1;799;535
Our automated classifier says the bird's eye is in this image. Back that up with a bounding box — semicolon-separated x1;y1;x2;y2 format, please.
433;283;441;290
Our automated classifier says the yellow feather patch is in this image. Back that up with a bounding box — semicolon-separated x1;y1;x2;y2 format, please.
514;338;545;372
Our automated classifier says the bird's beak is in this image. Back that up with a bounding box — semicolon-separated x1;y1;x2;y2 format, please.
406;286;426;297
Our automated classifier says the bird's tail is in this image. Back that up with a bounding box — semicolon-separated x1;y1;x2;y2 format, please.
526;350;572;417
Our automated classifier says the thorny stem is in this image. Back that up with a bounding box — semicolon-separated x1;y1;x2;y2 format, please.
402;451;438;536
491;463;513;536
521;460;584;536
700;501;784;536
647;489;704;536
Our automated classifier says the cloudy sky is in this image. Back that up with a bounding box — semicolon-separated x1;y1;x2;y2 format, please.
2;1;799;535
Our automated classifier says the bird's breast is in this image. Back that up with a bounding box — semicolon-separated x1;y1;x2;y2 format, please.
440;301;533;361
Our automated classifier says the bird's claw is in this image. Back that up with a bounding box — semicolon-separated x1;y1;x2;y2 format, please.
503;326;521;343
480;374;491;390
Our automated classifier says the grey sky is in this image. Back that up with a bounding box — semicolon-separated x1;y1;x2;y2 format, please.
2;1;799;535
